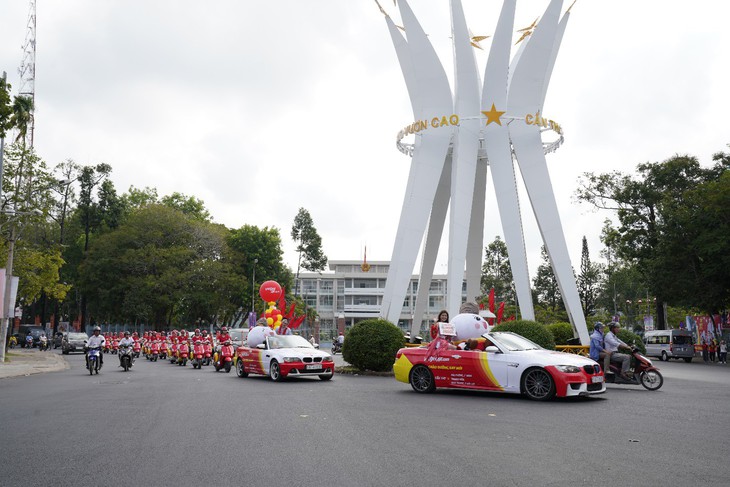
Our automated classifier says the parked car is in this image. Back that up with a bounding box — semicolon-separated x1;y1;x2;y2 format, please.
62;332;90;354
235;334;334;381
393;331;606;401
643;329;694;362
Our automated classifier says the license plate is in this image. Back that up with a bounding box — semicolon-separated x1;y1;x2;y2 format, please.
306;364;322;370
591;376;603;383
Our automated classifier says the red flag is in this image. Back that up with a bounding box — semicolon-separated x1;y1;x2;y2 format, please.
497;302;505;324
488;288;495;313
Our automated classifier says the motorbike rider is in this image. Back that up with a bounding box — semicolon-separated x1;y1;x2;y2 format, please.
589;322;611;375
218;326;232;346
605;322;633;381
192;328;204;344
25;330;34;348
85;326;106;369
39;333;48;350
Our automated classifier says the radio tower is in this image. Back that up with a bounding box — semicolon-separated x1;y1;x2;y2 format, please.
17;0;37;148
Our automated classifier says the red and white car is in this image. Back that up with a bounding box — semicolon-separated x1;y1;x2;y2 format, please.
235;335;335;382
393;331;605;400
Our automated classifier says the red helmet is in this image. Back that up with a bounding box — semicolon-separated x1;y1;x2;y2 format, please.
201;330;208;335
194;329;200;334
221;327;228;333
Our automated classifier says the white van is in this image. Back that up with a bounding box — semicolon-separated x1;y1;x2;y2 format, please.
643;330;694;363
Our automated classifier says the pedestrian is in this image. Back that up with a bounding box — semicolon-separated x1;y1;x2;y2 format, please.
719;340;727;364
702;339;709;363
709;339;716;363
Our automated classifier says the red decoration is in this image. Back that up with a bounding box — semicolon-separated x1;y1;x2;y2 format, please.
259;280;283;302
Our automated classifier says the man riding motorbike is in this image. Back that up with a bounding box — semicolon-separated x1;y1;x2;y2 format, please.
118;331;135;366
605;322;633;381
85;326;106;370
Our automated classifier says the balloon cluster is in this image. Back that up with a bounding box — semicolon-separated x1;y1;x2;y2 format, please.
259;280;285;333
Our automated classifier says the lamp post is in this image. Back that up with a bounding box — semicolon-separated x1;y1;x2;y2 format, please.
251;258;258;313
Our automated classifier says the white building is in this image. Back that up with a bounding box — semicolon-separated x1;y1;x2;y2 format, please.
298;260;465;340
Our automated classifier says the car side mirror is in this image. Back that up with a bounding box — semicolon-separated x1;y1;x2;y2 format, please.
256;344;266;350
485;346;500;353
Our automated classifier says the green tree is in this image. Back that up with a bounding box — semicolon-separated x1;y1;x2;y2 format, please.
291;208;327;295
480;236;514;303
576;152;729;326
532;245;563;311
160;192;211;221
0;76;13;139
577;236;602;317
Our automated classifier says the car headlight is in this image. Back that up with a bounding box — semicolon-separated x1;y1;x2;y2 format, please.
554;365;581;373
322;356;333;362
283;357;300;363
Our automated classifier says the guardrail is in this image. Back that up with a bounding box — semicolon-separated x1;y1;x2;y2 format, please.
555;345;590;356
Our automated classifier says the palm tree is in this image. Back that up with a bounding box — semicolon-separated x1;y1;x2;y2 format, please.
11;95;33;146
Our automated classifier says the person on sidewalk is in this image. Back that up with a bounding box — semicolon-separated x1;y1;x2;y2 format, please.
719;340;727;364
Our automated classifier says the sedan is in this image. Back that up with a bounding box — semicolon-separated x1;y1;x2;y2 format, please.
62;333;90;354
235;335;335;381
393;331;605;400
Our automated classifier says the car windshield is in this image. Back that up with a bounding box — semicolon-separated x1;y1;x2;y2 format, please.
68;333;88;340
267;335;313;350
673;335;692;345
488;332;542;351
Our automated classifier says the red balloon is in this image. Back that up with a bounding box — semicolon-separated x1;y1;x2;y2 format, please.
259;280;283;303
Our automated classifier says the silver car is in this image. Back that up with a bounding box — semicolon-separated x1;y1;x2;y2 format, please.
62;332;90;354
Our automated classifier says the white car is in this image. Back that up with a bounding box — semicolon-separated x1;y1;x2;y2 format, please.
235;335;335;381
394;331;606;400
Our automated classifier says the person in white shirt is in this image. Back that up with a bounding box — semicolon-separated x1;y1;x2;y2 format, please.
118;331;135;348
605;323;632;380
85;326;106;369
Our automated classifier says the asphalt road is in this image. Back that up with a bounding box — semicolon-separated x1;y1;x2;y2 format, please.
1;351;729;487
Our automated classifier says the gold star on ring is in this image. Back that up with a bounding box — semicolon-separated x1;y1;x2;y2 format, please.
482;103;506;126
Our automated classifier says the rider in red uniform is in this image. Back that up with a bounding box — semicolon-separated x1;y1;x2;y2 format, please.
191;329;204;344
217;327;231;346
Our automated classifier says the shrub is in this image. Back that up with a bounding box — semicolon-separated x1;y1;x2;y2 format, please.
545;322;575;345
616;329;646;355
491;320;556;350
342;319;405;372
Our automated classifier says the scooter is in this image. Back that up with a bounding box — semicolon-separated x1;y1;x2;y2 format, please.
149;341;160;362
214;341;234;373
8;336;17;349
331;341;342;354
203;341;212;366
191;341;205;369
119;344;134;372
133;340;141;358
159;341;168;360
604;346;663;391
177;341;189;366
87;347;102;375
111;339;119;355
169;342;178;364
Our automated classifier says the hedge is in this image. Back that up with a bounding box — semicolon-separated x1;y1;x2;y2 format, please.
342;319;405;372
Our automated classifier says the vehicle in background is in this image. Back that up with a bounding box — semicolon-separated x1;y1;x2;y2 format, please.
18;325;45;348
62;332;90;354
228;328;249;348
643;329;695;362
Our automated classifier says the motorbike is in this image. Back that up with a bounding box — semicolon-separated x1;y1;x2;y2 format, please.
604;346;664;391
119;344;134;372
331;341;343;354
149;341;160;362
177;341;189;366
191;341;205;369
203;341;212;366
214;342;234;373
169;342;178;363
104;341;111;354
132;340;141;358
8;336;17;349
87;347;102;375
25;335;34;348
39;338;49;351
159;341;168;360
111;339;119;355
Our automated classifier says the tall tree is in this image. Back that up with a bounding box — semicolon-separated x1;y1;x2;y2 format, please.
480;236;514;303
532;245;563;311
577;236;602;317
576;152;729;327
291;208;327;296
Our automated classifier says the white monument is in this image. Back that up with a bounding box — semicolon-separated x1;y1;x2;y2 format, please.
377;0;589;345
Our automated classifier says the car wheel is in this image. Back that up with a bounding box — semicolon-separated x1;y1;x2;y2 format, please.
521;368;556;401
269;361;282;382
319;372;333;381
409;365;435;393
236;359;248;378
661;351;668;361
639;370;663;391
683;357;692;363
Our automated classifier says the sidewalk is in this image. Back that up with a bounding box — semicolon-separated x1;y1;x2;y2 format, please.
0;349;68;380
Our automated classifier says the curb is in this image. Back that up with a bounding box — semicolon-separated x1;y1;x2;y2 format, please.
0;350;69;380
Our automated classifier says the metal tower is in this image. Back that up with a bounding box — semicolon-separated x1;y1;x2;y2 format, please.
17;0;37;148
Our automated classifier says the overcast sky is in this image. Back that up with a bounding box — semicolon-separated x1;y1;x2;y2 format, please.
1;0;729;278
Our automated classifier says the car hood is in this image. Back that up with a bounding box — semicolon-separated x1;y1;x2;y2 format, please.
514;349;598;367
273;348;332;359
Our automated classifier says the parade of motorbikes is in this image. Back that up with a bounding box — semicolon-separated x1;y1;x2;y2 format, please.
81;326;242;375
